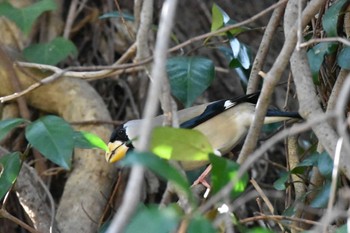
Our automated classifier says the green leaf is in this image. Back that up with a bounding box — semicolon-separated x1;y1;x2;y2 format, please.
25;115;74;169
73;131;108;151
120;151;192;200
336;224;347;233
125;205;180;233
167;56;215;107
211;4;224;32
229;44;251;70
188;215;216;233
307;42;337;84
210;154;248;198
246;228;274;233
23;37;77;65
210;4;247;36
296;153;319;167
0;118;27;141
229;37;240;57
0;152;21;200
322;0;348;37
310;181;331;208
151;127;213;161
99;11;135;21
0;0;56;35
218;46;249;85
273;172;289;191
337;46;350;69
317;152;333;178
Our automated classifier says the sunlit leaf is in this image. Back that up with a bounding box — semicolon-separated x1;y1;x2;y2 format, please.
246;228;274;233
73;131;108;151
0;0;56;35
229;37;240;57
210;3;248;36
167;56;215;107
0;152;21;200
211;3;224;32
23;37;77;65
210;154;248;198
25;115;74;169
151;127;213;161
0;118;27;141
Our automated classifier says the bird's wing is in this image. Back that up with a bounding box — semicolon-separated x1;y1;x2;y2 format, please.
180;92;260;129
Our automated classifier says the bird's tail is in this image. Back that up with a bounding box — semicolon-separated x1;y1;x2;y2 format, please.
266;109;301;119
264;109;302;124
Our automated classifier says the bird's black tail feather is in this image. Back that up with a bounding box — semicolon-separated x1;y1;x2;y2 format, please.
266;109;302;119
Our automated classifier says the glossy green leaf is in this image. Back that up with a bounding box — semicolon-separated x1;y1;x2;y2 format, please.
317;152;333;178
151;127;213;161
322;0;348;37
210;154;248;198
25;115;74;169
273;172;289;191
120;151;192;200
99;11;134;21
229;44;251;69
167;56;215;107
335;224;347;233
296;153;319;167
219;46;249;85
125;205;180;233
73;131;108;151
307;42;337;84
229;37;240;57
23;37;77;65
0;0;56;35
0;152;21;200
310;181;331;208
0;118;27;141
188;215;216;233
337;46;350;69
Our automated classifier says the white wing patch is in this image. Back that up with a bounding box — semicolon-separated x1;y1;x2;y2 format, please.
224;100;236;109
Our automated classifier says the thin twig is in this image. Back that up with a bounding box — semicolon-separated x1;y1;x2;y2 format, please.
240;214;321;227
251;178;285;231
299;37;350;47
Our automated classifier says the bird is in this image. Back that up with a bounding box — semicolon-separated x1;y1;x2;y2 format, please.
105;92;301;170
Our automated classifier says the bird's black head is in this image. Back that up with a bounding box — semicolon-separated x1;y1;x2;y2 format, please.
110;124;129;142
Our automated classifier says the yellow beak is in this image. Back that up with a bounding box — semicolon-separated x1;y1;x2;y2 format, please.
105;141;129;163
